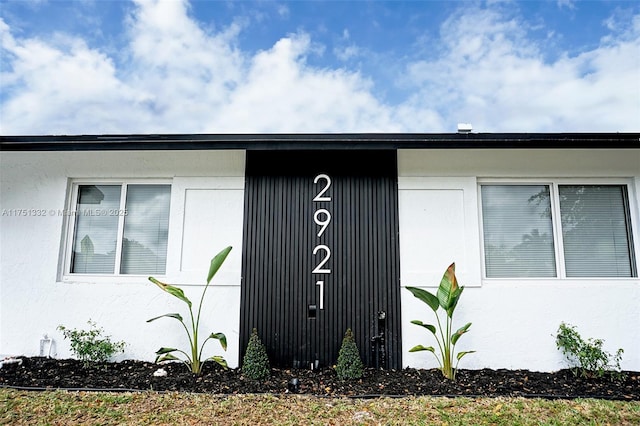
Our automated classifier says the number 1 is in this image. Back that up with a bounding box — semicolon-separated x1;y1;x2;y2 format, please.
316;280;324;310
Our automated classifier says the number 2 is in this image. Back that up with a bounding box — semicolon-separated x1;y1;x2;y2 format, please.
313;174;331;202
312;244;331;274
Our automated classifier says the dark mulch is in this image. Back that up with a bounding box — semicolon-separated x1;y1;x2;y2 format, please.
1;357;638;400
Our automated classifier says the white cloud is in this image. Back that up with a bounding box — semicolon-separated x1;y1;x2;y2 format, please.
556;0;576;10
0;1;638;135
1;0;401;134
334;44;359;62
277;4;289;19
122;0;246;132
0;18;152;134
403;6;640;132
211;34;399;132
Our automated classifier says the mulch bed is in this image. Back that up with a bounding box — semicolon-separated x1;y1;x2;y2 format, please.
1;357;638;400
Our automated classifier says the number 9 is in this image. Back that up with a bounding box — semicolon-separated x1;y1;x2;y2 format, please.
314;208;331;237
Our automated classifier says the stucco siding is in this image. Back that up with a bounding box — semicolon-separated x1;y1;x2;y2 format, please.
1;147;638;371
0;150;245;366
398;149;640;371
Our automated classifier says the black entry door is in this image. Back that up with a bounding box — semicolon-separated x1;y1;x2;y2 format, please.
240;150;401;369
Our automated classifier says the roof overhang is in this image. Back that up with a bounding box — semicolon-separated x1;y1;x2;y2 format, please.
1;133;639;151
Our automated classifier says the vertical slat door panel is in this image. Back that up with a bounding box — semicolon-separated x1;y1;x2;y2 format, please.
240;150;401;369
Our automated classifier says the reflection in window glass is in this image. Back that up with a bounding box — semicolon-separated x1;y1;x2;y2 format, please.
71;185;121;273
121;185;171;274
481;185;556;277
560;185;634;277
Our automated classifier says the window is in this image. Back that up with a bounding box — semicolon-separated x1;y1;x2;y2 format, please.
481;185;557;278
480;183;636;278
559;185;634;277
67;182;171;275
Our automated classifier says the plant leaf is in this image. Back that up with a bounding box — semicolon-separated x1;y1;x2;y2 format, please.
437;262;459;312
409;345;435;353
146;313;184;323
207;246;233;284
410;320;437;335
446;287;465;318
148;277;192;308
451;322;472;345
208;332;228;351
456;350;476;361
156;353;181;363
206;355;229;369
155;347;178;355
406;286;439;312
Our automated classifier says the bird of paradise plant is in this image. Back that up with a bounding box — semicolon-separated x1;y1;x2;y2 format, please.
406;262;474;380
147;246;231;375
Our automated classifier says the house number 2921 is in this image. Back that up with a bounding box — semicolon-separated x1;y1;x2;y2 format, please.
312;173;332;310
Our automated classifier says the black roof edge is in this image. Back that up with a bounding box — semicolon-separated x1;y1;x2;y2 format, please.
1;132;639;151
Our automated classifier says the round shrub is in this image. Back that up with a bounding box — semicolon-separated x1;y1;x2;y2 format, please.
242;328;270;380
336;328;364;380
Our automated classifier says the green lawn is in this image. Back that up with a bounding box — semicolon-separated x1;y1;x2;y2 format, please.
2;389;639;425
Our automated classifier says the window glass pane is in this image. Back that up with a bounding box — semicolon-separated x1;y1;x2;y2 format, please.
71;185;121;273
560;185;635;277
482;185;556;277
120;185;171;274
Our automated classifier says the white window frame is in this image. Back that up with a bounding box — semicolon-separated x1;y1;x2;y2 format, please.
59;179;172;284
478;178;638;280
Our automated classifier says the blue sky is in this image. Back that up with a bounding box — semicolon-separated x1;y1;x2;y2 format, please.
1;0;639;134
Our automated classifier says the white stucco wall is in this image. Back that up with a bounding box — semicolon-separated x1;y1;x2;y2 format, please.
1;147;638;372
0;150;245;366
398;149;640;372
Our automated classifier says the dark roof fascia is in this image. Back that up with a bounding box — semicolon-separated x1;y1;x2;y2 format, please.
1;133;639;151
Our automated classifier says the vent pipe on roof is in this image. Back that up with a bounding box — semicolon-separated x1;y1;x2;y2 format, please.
457;123;473;133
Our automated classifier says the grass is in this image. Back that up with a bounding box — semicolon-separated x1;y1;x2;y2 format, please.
1;389;639;425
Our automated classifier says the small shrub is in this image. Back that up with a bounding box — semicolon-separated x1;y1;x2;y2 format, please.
555;322;624;380
57;320;125;366
336;328;364;380
242;328;270;380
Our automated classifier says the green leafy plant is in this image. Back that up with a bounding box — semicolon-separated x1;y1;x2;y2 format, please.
335;328;364;380
406;262;474;380
242;328;271;380
555;322;624;380
57;320;125;366
147;246;231;375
